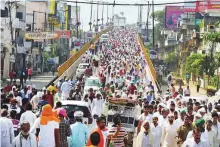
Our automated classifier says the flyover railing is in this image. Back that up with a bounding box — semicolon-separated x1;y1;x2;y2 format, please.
46;27;113;88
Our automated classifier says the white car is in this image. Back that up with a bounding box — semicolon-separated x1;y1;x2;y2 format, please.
61;100;93;125
83;76;101;94
100;33;109;43
76;63;90;78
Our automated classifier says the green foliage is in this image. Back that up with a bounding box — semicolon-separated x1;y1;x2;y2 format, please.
165;51;179;64
151;9;165;45
206;32;220;43
185;53;204;76
199;19;204;28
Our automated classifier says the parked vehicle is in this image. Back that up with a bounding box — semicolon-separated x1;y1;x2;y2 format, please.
83;76;101;94
61;100;93;125
76;63;90;78
100;33;109;43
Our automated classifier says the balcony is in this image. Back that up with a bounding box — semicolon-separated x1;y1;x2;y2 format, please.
180;19;195;29
12;18;26;30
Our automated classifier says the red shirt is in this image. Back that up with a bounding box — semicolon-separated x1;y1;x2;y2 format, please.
9;71;14;78
28;68;32;76
4;85;11;93
45;94;54;107
128;85;137;95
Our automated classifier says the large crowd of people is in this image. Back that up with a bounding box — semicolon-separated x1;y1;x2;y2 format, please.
1;27;220;147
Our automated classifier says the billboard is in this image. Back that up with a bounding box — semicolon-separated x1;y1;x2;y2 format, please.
208;0;220;9
196;1;208;13
165;6;184;29
25;31;71;40
71;6;80;25
56;1;65;24
184;0;196;12
48;0;55;14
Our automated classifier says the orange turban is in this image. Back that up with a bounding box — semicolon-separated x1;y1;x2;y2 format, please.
40;104;60;125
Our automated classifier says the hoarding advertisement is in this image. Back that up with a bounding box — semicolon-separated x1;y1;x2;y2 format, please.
196;1;208;13
184;0;196;12
208;0;220;9
48;0;55;14
165;6;184;29
25;32;59;40
25;31;71;40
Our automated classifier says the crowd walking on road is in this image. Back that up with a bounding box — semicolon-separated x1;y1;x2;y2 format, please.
1;27;220;147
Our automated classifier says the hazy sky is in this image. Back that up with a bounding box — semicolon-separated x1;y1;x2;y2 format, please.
71;0;188;31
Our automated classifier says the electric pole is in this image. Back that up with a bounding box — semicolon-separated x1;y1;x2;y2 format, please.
107;4;109;24
89;1;93;31
101;2;104;25
96;2;99;26
152;0;155;48
76;0;79;38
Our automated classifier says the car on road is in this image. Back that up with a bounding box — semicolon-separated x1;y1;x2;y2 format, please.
76;63;90;78
83;76;101;94
61;100;93;125
100;33;109;43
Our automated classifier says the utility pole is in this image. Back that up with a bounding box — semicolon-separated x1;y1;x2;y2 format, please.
76;0;79;38
101;2;104;25
107;4;109;24
96;2;99;26
89;1;93;31
145;1;150;42
152;0;155;48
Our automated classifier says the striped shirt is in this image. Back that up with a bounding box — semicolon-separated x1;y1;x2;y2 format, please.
108;126;128;147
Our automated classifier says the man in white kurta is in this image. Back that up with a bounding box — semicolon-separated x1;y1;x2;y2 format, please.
91;94;104;117
151;114;162;147
183;128;210;147
0;109;14;147
203;120;217;147
60;79;70;100
162;114;178;147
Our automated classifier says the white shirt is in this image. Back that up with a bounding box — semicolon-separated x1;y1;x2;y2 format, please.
142;133;151;147
91;98;104;117
20;110;37;127
0;117;14;147
61;81;70;93
101;130;108;147
182;138;210;147
15;96;22;106
139;113;153;123
203;129;216;147
33;118;59;147
162;122;178;147
174;118;184;129
30;95;39;110
151;124;162;147
12;133;37;147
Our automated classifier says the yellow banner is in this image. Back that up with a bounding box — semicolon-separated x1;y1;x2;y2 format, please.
65;5;68;30
25;32;59;40
48;0;55;14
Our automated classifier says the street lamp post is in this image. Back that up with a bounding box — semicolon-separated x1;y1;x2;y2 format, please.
76;0;79;38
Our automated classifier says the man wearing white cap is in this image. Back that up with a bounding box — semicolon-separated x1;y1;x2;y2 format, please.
151;114;162;147
162;113;178;147
91;93;104;118
70;111;89;147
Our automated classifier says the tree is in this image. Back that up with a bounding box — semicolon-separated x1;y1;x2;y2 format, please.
185;53;204;76
150;9;165;46
165;51;179;64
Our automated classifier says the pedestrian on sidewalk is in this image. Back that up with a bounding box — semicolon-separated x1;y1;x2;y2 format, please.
28;67;32;81
184;86;191;97
9;69;15;85
196;77;201;93
51;66;55;76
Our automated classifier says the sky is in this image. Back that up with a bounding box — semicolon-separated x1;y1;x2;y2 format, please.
71;0;188;31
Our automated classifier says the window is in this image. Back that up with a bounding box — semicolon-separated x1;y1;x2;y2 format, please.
62;105;90;118
16;12;23;20
1;7;8;17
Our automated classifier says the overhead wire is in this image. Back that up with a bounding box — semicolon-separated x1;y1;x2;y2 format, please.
65;0;208;6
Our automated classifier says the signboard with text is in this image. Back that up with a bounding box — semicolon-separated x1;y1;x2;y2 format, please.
25;31;71;40
165;6;184;29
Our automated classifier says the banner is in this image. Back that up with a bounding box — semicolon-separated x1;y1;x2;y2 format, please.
25;31;71;40
165;6;184;29
25;32;59;40
71;6;80;25
196;1;208;14
56;1;65;24
65;5;68;30
208;0;220;9
48;0;55;14
56;31;71;39
184;0;196;12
